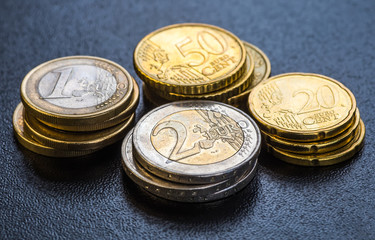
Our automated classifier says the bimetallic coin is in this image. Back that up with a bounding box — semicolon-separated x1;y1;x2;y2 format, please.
39;79;140;131
150;46;255;102
248;73;357;141
134;23;247;94
132;100;261;184
21;56;134;126
13;103;94;158
228;41;271;106
265;120;365;166
24;112;134;151
262;109;360;154
121;131;255;202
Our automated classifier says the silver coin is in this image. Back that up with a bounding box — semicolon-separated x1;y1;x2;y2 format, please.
121;130;255;200
132;100;261;184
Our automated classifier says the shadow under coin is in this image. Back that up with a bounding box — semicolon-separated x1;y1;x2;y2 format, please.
121;170;260;224
19;140;122;182
258;147;364;183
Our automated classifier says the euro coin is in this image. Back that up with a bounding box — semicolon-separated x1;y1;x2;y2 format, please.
132;100;261;184
228;41;271;107
264;120;365;166
121;130;256;202
134;23;247;94
21;56;134;126
248;73;356;141
262;108;360;154
13;103;94;158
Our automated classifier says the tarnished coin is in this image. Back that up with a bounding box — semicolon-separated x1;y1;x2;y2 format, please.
150;44;255;102
13;103;94;158
39;78;139;131
134;23;247;94
121;130;255;202
132;100;261;184
228;41;271;107
21;56;134;126
24;112;134;151
262;109;360;154
248;73;357;141
265;120;365;166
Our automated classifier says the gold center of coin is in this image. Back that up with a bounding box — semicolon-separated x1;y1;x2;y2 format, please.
135;25;244;86
250;74;354;131
150;110;244;165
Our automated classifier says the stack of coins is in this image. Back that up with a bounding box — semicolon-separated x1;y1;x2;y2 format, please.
134;23;271;108
13;56;139;158
248;73;365;166
121;100;261;202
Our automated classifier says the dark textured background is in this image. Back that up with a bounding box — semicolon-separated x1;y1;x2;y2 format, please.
1;0;374;239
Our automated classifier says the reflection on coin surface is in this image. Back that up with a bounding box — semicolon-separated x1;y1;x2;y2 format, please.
228;41;271;106
132;100;261;184
134;23;247;94
21;56;134;125
249;73;356;141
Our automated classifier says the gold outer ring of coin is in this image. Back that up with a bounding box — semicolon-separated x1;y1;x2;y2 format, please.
149;47;255;102
262;108;360;154
39;78;139;131
142;83;168;107
24;111;135;151
13;103;95;158
228;41;271;107
121;130;255;202
21;56;134;126
134;23;247;95
248;72;357;141
265;120;365;166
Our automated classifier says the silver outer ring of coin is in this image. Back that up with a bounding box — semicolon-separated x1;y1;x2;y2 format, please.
144;158;258;203
132;100;261;184
21;56;134;125
121;130;255;199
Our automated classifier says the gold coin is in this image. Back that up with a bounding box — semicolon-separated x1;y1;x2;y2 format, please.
134;23;247;94
12;103;94;158
248;73;357;141
262;108;360;154
264;119;365;166
24;111;134;151
228;41;271;106
142;83;168;107
39;78;139;131
21;56;134;126
148;43;255;102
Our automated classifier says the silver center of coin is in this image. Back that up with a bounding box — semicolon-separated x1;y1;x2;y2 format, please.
38;65;117;108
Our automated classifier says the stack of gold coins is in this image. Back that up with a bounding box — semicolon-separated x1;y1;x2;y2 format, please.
133;23;271;108
248;73;365;166
13;56;139;158
121;100;261;202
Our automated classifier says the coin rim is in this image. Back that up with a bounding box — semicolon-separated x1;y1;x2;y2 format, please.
133;23;247;94
265;119;365;166
132;100;261;184
248;72;357;141
21;55;134;125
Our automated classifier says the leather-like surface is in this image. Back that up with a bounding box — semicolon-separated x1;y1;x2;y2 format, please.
1;0;374;239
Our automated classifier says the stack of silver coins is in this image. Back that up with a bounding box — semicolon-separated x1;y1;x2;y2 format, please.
121;100;261;202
